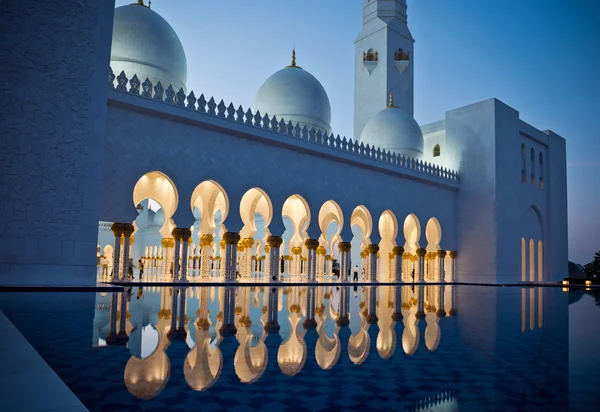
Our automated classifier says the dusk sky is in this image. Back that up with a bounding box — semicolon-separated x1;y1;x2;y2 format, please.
115;0;599;264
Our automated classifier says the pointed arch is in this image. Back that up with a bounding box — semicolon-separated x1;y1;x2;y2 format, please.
190;180;229;235
403;214;421;253
133;171;179;238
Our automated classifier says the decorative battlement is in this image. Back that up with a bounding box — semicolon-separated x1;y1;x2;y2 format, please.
108;67;459;183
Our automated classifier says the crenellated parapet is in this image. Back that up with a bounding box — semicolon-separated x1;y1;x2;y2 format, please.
108;68;459;182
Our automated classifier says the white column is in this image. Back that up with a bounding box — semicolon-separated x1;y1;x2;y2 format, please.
267;236;282;282
111;223;123;280
448;251;457;282
305;239;319;282
438;250;446;283
180;230;191;281
223;232;240;282
339;242;351;282
416;248;426;282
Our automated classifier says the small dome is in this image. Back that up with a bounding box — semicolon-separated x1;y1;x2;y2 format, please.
360;95;424;158
254;51;331;134
111;2;187;92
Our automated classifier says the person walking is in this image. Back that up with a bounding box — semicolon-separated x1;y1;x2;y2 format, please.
353;265;359;281
138;259;144;279
101;256;109;277
411;268;415;282
127;258;134;280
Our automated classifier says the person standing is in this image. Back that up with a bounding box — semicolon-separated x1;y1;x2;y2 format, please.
353;265;359;281
101;256;109;277
138;259;144;279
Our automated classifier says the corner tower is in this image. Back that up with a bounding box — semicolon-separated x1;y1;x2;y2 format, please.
354;0;415;140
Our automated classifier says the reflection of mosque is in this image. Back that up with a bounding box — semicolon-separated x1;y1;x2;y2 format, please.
92;285;460;400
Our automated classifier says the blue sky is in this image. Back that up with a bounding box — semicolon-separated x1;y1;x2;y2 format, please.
116;0;599;264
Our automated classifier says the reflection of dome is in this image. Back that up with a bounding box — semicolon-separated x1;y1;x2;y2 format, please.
360;94;423;158
111;1;187;92
254;51;331;134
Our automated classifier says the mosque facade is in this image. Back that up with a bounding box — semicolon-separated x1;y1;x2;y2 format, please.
0;0;567;286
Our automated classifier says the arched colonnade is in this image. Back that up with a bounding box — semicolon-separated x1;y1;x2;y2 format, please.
105;171;458;283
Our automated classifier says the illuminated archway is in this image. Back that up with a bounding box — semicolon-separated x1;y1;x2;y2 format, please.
378;210;398;282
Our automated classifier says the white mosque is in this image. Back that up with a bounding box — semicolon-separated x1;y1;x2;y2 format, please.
94;0;569;285
0;0;568;286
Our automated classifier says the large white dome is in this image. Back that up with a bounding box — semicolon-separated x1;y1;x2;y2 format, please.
111;1;187;93
360;98;424;158
254;54;331;134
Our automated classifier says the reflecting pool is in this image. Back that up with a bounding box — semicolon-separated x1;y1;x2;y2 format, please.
1;285;599;411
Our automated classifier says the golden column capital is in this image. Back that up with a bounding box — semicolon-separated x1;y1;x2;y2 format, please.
360;251;366;259
291;246;303;255
338;242;351;253
366;244;379;254
111;222;124;237
161;238;175;248
242;238;255;248
437;250;447;258
392;246;405;256
171;228;184;241
317;246;327;256
122;223;135;238
304;239;320;250
181;228;192;242
267;236;283;248
200;234;214;246
449;251;457;259
223;232;241;245
325;254;332;261
264;245;270;253
416;248;427;257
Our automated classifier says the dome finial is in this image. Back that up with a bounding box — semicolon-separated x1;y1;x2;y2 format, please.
388;91;395;108
291;48;297;67
136;0;144;5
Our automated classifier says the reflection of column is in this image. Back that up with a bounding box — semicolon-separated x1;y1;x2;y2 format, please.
416;248;426;282
111;223;124;279
367;286;378;324
223;232;241;282
448;251;457;282
303;286;317;329
265;287;280;331
339;286;350;323
172;228;184;280
437;250;446;283
267;236;283;282
392;286;403;321
106;292;119;344
177;288;187;337
339;242;351;282
168;287;179;339
117;291;129;343
305;239;319;282
325;255;332;277
217;287;235;335
415;286;426;319
393;246;404;282
122;223;134;279
436;286;446;317
200;234;214;279
367;244;379;282
180;229;192;281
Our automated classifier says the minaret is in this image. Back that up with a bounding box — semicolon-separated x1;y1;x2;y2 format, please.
354;0;415;140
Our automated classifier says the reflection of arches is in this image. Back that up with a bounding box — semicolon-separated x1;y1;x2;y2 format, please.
184;330;222;391
403;214;421;252
278;313;307;376
133;171;179;237
424;314;441;352
240;188;273;237
348;327;370;365
234;327;267;383
315;317;340;370
402;314;420;356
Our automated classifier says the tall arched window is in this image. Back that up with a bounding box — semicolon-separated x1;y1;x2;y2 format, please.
521;144;527;182
539;152;544;189
530;148;535;186
433;144;441;157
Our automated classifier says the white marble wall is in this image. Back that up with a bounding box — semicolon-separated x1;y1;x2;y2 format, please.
0;0;116;285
